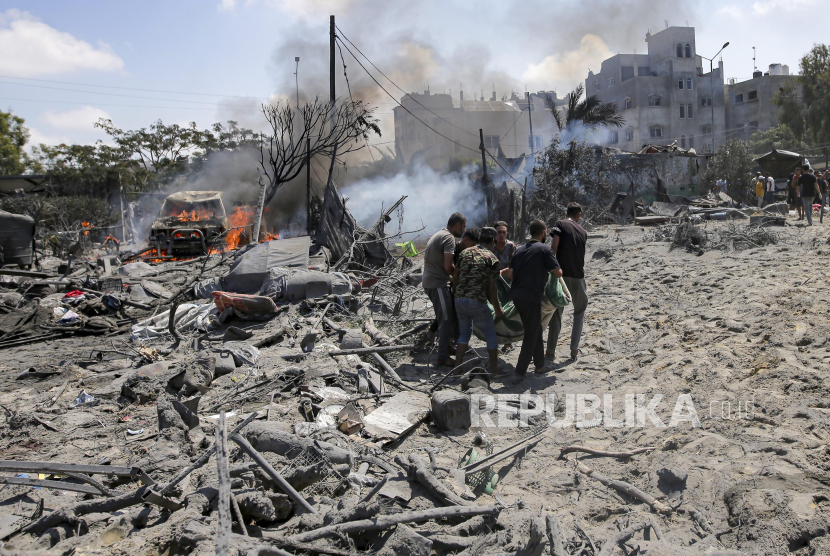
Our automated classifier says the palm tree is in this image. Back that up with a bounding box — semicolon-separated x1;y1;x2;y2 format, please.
546;84;624;138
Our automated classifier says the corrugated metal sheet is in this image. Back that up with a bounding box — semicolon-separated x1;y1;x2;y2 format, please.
0;211;35;266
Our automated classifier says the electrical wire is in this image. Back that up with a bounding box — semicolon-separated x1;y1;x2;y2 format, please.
0;73;268;100
336;25;478;139
335;38;375;163
0;96;218;111
0;79;252;106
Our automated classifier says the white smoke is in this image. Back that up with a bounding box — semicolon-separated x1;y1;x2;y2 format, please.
343;163;487;239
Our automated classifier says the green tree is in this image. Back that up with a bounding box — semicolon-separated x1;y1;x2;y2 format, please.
0;110;38;175
750;125;808;155
701;139;756;203
530;137;619;224
776;44;830;145
546;84;624;140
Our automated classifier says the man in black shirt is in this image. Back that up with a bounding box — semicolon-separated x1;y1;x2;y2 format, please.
798;165;818;226
547;203;589;362
507;219;562;383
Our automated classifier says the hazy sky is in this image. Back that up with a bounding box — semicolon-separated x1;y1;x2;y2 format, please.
1;0;826;150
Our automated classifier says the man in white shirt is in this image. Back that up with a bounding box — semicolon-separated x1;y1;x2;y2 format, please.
763;172;775;206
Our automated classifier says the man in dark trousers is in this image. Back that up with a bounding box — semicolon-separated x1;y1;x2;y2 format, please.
423;212;466;367
507;219;562;384
547;203;588;362
798;165;818;226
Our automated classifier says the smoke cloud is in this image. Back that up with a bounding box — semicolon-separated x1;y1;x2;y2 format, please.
343;163;487;236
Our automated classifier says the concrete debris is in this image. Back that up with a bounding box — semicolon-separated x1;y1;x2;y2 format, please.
2;188;830;556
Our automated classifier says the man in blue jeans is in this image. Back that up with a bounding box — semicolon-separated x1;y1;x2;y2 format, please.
452;227;504;376
798;165;819;226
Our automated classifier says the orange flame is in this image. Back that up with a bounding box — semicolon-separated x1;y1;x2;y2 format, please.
175;208;215;222
81;221;92;236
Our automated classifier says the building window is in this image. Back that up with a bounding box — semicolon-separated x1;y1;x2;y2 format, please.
685;44;692;58
689;135;694;149
650;126;663;138
528;136;542;148
735;93;744;103
687;104;693;119
749;121;759;132
701;97;712;106
638;66;651;76
686;78;693;90
702;124;712;135
625;129;634;141
621;66;635;81
676;43;683;57
681;135;686;149
679;105;685;119
748;90;758;101
609;131;619;144
624;98;632;110
484;135;500;149
595;82;600;92
648;95;662;107
678;79;684;90
606;76;615;87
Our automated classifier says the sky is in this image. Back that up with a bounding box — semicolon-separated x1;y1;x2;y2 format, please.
1;0;827;151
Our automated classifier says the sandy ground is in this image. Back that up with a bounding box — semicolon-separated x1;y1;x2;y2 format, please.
1;217;830;555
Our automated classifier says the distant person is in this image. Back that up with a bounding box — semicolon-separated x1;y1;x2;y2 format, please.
798;165;818;226
452;227;503;377
764;171;775;206
423;212;466;367
755;172;765;208
547;203;588;363
505;219;562;384
818;171;829;224
791;168;803;218
491;221;517;272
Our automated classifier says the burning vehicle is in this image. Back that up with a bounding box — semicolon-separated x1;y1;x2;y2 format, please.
149;191;250;257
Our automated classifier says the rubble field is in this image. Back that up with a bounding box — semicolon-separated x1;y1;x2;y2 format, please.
1;219;830;556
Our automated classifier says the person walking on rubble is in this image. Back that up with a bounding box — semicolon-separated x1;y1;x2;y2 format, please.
763;171;775;207
798;165;819;226
503;219;562;384
452;227;504;377
754;172;765;208
546;203;589;363
791;168;803;219
817;171;828;224
423;212;466;367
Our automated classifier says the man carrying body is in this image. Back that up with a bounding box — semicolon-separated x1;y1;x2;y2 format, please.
798;165;818;226
491;221;517;273
505;220;562;384
423;212;466;367
453;227;503;377
547;203;588;363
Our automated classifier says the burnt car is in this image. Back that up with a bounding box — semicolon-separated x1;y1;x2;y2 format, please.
149;191;231;256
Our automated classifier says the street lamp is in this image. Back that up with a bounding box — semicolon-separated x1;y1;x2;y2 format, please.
699;42;729;153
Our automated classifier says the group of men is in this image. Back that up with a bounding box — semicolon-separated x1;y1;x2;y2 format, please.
422;203;588;386
755;166;830;225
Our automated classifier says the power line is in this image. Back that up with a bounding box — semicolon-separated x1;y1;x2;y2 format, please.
335;38;375;164
335;25;478;139
0;79;254;106
0;74;267;100
0;96;218;111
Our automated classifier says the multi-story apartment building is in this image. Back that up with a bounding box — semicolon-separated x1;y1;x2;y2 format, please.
724;64;802;143
393;89;564;170
585;26;726;153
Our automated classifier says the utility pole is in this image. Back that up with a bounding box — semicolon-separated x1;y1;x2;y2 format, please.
526;92;535;160
702;42;729;153
330;15;336;133
306;137;311;235
294;56;300;109
479;129;491;222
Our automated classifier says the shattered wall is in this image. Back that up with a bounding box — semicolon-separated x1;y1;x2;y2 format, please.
610;152;709;202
